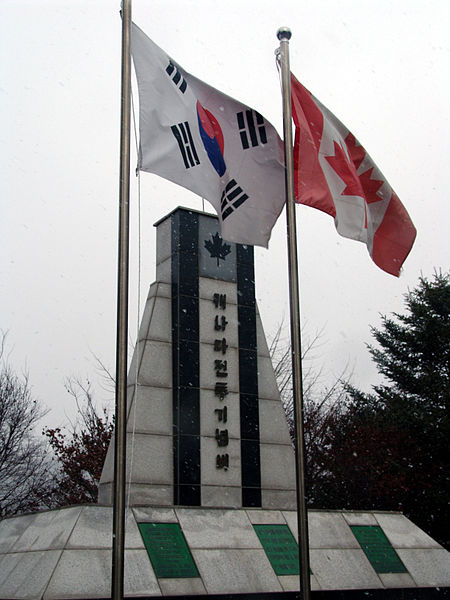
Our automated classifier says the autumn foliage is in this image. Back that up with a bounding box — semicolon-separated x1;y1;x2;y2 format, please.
43;379;113;506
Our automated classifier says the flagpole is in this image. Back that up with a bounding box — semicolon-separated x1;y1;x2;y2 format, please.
112;1;132;599
277;27;311;600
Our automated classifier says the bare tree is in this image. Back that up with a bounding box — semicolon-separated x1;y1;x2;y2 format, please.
0;332;53;516
44;376;114;506
269;323;350;505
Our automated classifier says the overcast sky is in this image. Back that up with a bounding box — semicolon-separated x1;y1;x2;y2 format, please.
1;0;449;427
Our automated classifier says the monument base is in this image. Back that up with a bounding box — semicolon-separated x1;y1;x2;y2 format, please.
0;505;449;598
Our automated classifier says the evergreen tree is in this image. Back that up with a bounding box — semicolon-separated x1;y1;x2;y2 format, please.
341;271;450;547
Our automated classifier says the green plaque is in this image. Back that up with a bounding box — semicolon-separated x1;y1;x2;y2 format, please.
138;523;199;578
254;524;300;576
350;525;407;574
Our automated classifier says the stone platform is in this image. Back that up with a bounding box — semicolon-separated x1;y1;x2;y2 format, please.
0;505;449;598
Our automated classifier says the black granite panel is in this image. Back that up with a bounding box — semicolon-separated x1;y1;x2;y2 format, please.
242;486;262;508
178;210;199;254
237;305;257;349
178;387;200;436
178;435;201;485
238;349;258;396
171;209;201;507
178;252;199;297
236;243;254;266
241;439;261;488
178;340;200;388
177;295;199;342
236;262;255;308
237;246;261;508
240;393;260;440
172;210;198;255
178;484;201;506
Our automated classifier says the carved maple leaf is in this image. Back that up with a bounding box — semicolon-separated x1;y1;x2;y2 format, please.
204;232;231;266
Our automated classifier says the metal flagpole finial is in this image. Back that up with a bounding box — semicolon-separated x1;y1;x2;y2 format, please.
277;27;292;41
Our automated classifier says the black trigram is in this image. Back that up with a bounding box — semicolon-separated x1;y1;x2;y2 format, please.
237;110;267;149
166;60;187;93
221;179;249;220
171;122;200;169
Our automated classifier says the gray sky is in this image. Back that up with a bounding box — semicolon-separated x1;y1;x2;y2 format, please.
1;0;449;426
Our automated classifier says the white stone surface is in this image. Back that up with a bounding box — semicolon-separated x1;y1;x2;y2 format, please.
375;512;442;548
200;436;241;487
245;509;285;524
97;482;112;505
397;548;450;586
176;508;259;549
199;278;237;304
153;281;171;299
257;355;282;400
0;550;62;600
378;572;417;588
200;389;240;439
258;398;294;445
308;511;360;549
138;341;172;388
1;506;450;598
126;433;173;485
158;577;206;596
255;313;271;358
278;574;321;592
263;490;296;510
155;256;171;284
127;340;145;387
260;443;296;490
192;548;282;594
125;483;173;507
199;344;239;393
136;295;155;342
100;481;173;506
132;506;178;523
99;430;115;486
10;507;81;552
201;485;242;508
311;549;383;590
0;512;38;553
100;433;173;487
342;511;379;526
67;506;142;549
141;296;172;343
156;214;171;265
127;385;172;436
43;548;160;599
199;297;239;347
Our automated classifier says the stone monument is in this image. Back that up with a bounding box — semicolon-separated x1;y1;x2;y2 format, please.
98;207;296;510
0;207;448;599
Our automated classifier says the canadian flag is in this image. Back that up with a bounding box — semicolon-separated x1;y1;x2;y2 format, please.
291;73;416;276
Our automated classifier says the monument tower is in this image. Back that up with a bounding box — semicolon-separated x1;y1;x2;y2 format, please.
98;207;297;509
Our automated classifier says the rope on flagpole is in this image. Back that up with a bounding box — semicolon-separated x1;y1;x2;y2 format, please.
126;84;142;509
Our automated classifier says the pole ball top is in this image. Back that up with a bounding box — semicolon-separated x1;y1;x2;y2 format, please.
277;27;292;41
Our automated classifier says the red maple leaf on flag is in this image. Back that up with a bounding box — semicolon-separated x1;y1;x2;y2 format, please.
344;132;365;170
325;135;384;228
325;140;364;199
